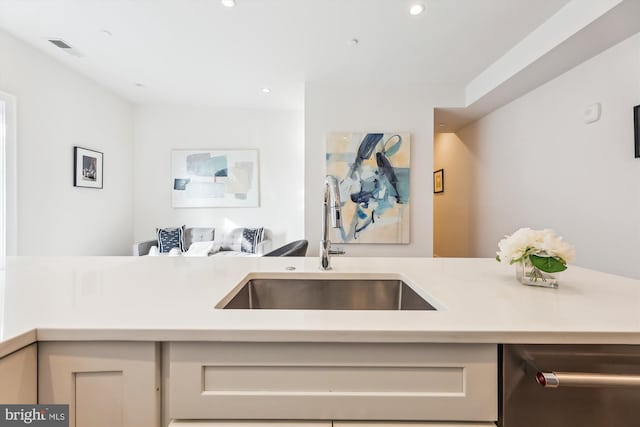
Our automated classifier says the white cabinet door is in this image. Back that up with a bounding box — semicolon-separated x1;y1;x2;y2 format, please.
39;342;160;427
0;343;37;403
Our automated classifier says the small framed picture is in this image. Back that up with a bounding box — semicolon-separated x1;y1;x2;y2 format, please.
433;169;444;193
74;146;103;189
634;105;639;158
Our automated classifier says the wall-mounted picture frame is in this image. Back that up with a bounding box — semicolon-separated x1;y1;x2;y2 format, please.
327;132;411;244
634;105;639;158
73;146;103;189
434;169;444;193
171;149;259;208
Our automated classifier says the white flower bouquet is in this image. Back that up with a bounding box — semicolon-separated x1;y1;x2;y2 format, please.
496;228;575;285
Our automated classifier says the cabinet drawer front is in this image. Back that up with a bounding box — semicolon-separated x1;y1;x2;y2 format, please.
169;422;331;427
168;423;494;427
169;343;497;421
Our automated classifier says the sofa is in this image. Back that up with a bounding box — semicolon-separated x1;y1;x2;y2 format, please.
132;226;272;257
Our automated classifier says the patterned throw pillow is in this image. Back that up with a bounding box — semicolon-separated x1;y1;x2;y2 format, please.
241;227;265;253
156;225;185;253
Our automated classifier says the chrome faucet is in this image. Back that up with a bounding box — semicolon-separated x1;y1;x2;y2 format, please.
320;175;345;270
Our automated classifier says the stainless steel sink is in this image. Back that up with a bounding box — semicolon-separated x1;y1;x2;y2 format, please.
216;278;436;310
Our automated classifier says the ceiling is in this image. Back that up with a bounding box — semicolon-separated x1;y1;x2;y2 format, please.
0;0;571;109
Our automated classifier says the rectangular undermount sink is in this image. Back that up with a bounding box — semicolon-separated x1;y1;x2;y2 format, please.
216;277;436;310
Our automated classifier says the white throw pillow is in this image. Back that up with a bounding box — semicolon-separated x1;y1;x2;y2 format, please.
184;241;219;257
147;246;159;256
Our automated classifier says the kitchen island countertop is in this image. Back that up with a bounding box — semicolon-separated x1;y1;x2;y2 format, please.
1;256;639;356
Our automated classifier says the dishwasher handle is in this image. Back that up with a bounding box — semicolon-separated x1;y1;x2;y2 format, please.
536;371;640;388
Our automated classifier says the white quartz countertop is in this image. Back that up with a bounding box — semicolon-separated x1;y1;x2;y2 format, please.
1;256;640;356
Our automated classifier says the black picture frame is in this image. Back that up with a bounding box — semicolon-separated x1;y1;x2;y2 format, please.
433;169;444;193
634;105;639;158
73;146;103;189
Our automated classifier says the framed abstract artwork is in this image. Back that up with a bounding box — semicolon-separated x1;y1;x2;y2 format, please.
434;169;444;193
326;132;410;244
171;149;259;208
634;104;639;158
73;146;103;189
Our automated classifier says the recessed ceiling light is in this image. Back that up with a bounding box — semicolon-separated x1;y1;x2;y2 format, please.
100;29;113;37
221;0;236;7
348;38;359;46
409;3;425;15
261;87;271;94
135;82;145;88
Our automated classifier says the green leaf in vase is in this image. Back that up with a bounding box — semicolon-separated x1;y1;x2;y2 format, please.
530;254;567;273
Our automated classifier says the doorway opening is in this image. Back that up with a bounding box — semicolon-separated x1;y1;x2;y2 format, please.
0;92;17;257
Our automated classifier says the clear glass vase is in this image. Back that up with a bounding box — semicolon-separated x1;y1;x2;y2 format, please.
515;259;559;288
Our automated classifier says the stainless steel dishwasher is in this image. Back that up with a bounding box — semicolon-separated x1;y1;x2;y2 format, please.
501;344;640;427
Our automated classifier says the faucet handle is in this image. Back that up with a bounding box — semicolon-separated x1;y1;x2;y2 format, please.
329;247;346;255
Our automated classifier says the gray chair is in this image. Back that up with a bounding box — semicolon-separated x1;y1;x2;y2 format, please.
263;240;308;257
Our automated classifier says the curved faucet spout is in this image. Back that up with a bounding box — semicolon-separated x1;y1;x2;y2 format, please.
320;175;343;270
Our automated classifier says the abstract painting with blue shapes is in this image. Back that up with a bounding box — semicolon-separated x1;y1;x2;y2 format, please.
171;149;259;208
326;132;410;244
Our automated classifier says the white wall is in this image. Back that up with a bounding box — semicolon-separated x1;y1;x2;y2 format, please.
305;83;455;257
455;32;640;278
133;105;305;250
0;30;134;255
433;132;475;258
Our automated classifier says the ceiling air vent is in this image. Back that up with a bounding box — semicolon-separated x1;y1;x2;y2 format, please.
48;38;84;58
48;39;71;49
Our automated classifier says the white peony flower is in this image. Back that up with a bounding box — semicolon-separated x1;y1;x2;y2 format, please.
538;230;575;263
496;227;575;265
496;227;536;264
